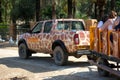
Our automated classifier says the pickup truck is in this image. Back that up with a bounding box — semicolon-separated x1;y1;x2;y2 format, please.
18;19;90;65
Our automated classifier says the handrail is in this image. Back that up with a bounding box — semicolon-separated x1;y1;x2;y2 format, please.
90;26;120;59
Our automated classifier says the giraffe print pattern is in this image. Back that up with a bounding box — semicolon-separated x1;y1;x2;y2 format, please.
112;31;120;58
102;31;108;55
93;30;120;59
19;19;90;54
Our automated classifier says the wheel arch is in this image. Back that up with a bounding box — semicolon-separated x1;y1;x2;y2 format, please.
18;39;27;47
52;40;68;53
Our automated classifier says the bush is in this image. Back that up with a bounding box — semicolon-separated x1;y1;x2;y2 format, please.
0;23;9;40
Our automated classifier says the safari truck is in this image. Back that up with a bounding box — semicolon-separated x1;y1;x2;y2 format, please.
88;24;120;78
18;19;92;66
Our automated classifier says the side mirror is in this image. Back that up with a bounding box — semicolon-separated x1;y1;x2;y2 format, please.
27;30;32;33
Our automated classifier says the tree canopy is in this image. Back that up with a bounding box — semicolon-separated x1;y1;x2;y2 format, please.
10;0;35;22
0;0;120;40
0;0;120;23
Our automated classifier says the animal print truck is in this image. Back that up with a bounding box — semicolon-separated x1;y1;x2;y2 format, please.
18;19;90;65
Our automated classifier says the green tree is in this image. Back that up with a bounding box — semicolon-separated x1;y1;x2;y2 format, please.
73;0;76;18
0;0;2;22
111;0;116;10
55;0;67;18
1;0;12;23
36;0;40;21
10;0;35;40
116;0;120;15
96;0;107;20
10;0;17;40
40;0;67;19
68;0;73;18
75;0;89;19
52;0;56;19
11;0;35;22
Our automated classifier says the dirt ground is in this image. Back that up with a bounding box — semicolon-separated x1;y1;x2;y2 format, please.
0;42;118;80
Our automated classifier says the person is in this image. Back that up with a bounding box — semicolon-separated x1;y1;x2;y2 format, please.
97;15;108;28
113;16;120;31
100;11;117;31
100;11;117;55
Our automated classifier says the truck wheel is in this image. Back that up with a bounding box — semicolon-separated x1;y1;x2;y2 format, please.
53;46;68;66
50;54;53;58
18;43;31;59
97;58;109;77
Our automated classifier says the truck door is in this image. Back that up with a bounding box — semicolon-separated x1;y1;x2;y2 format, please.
26;22;43;51
42;21;53;53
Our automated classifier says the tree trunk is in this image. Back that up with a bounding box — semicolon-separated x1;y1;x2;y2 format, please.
68;0;73;18
94;2;97;19
97;0;106;20
0;0;2;22
111;0;116;10
9;0;16;41
73;0;76;18
36;0;40;21
52;0;56;19
98;5;104;20
10;20;16;41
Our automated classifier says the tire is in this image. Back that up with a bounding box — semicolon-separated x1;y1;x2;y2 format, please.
53;46;68;66
97;58;109;77
50;54;53;58
18;43;31;59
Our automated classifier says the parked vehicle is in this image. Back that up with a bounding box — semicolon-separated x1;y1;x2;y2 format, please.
18;19;90;65
0;35;5;42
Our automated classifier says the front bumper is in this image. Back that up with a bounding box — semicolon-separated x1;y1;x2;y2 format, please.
76;50;91;55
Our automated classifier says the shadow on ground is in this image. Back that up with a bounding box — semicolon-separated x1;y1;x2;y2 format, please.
0;55;90;73
43;72;118;80
0;56;118;80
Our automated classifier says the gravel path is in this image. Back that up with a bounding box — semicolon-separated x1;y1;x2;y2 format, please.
0;43;118;80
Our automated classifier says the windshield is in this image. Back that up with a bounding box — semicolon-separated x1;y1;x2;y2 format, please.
56;21;85;31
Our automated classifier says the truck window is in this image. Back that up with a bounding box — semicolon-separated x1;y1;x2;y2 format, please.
32;22;43;33
57;21;85;31
72;21;85;30
43;21;52;33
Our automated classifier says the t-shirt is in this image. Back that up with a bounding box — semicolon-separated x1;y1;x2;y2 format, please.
108;25;113;30
97;21;103;28
108;19;115;30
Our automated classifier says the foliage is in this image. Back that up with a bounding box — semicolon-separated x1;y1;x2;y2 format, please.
10;0;35;22
41;5;67;20
1;0;12;23
41;5;52;20
40;0;91;19
1;0;120;41
1;0;120;22
75;0;91;19
116;0;120;15
0;23;9;40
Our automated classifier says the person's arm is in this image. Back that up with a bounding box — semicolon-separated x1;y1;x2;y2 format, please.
100;20;110;31
113;17;120;29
